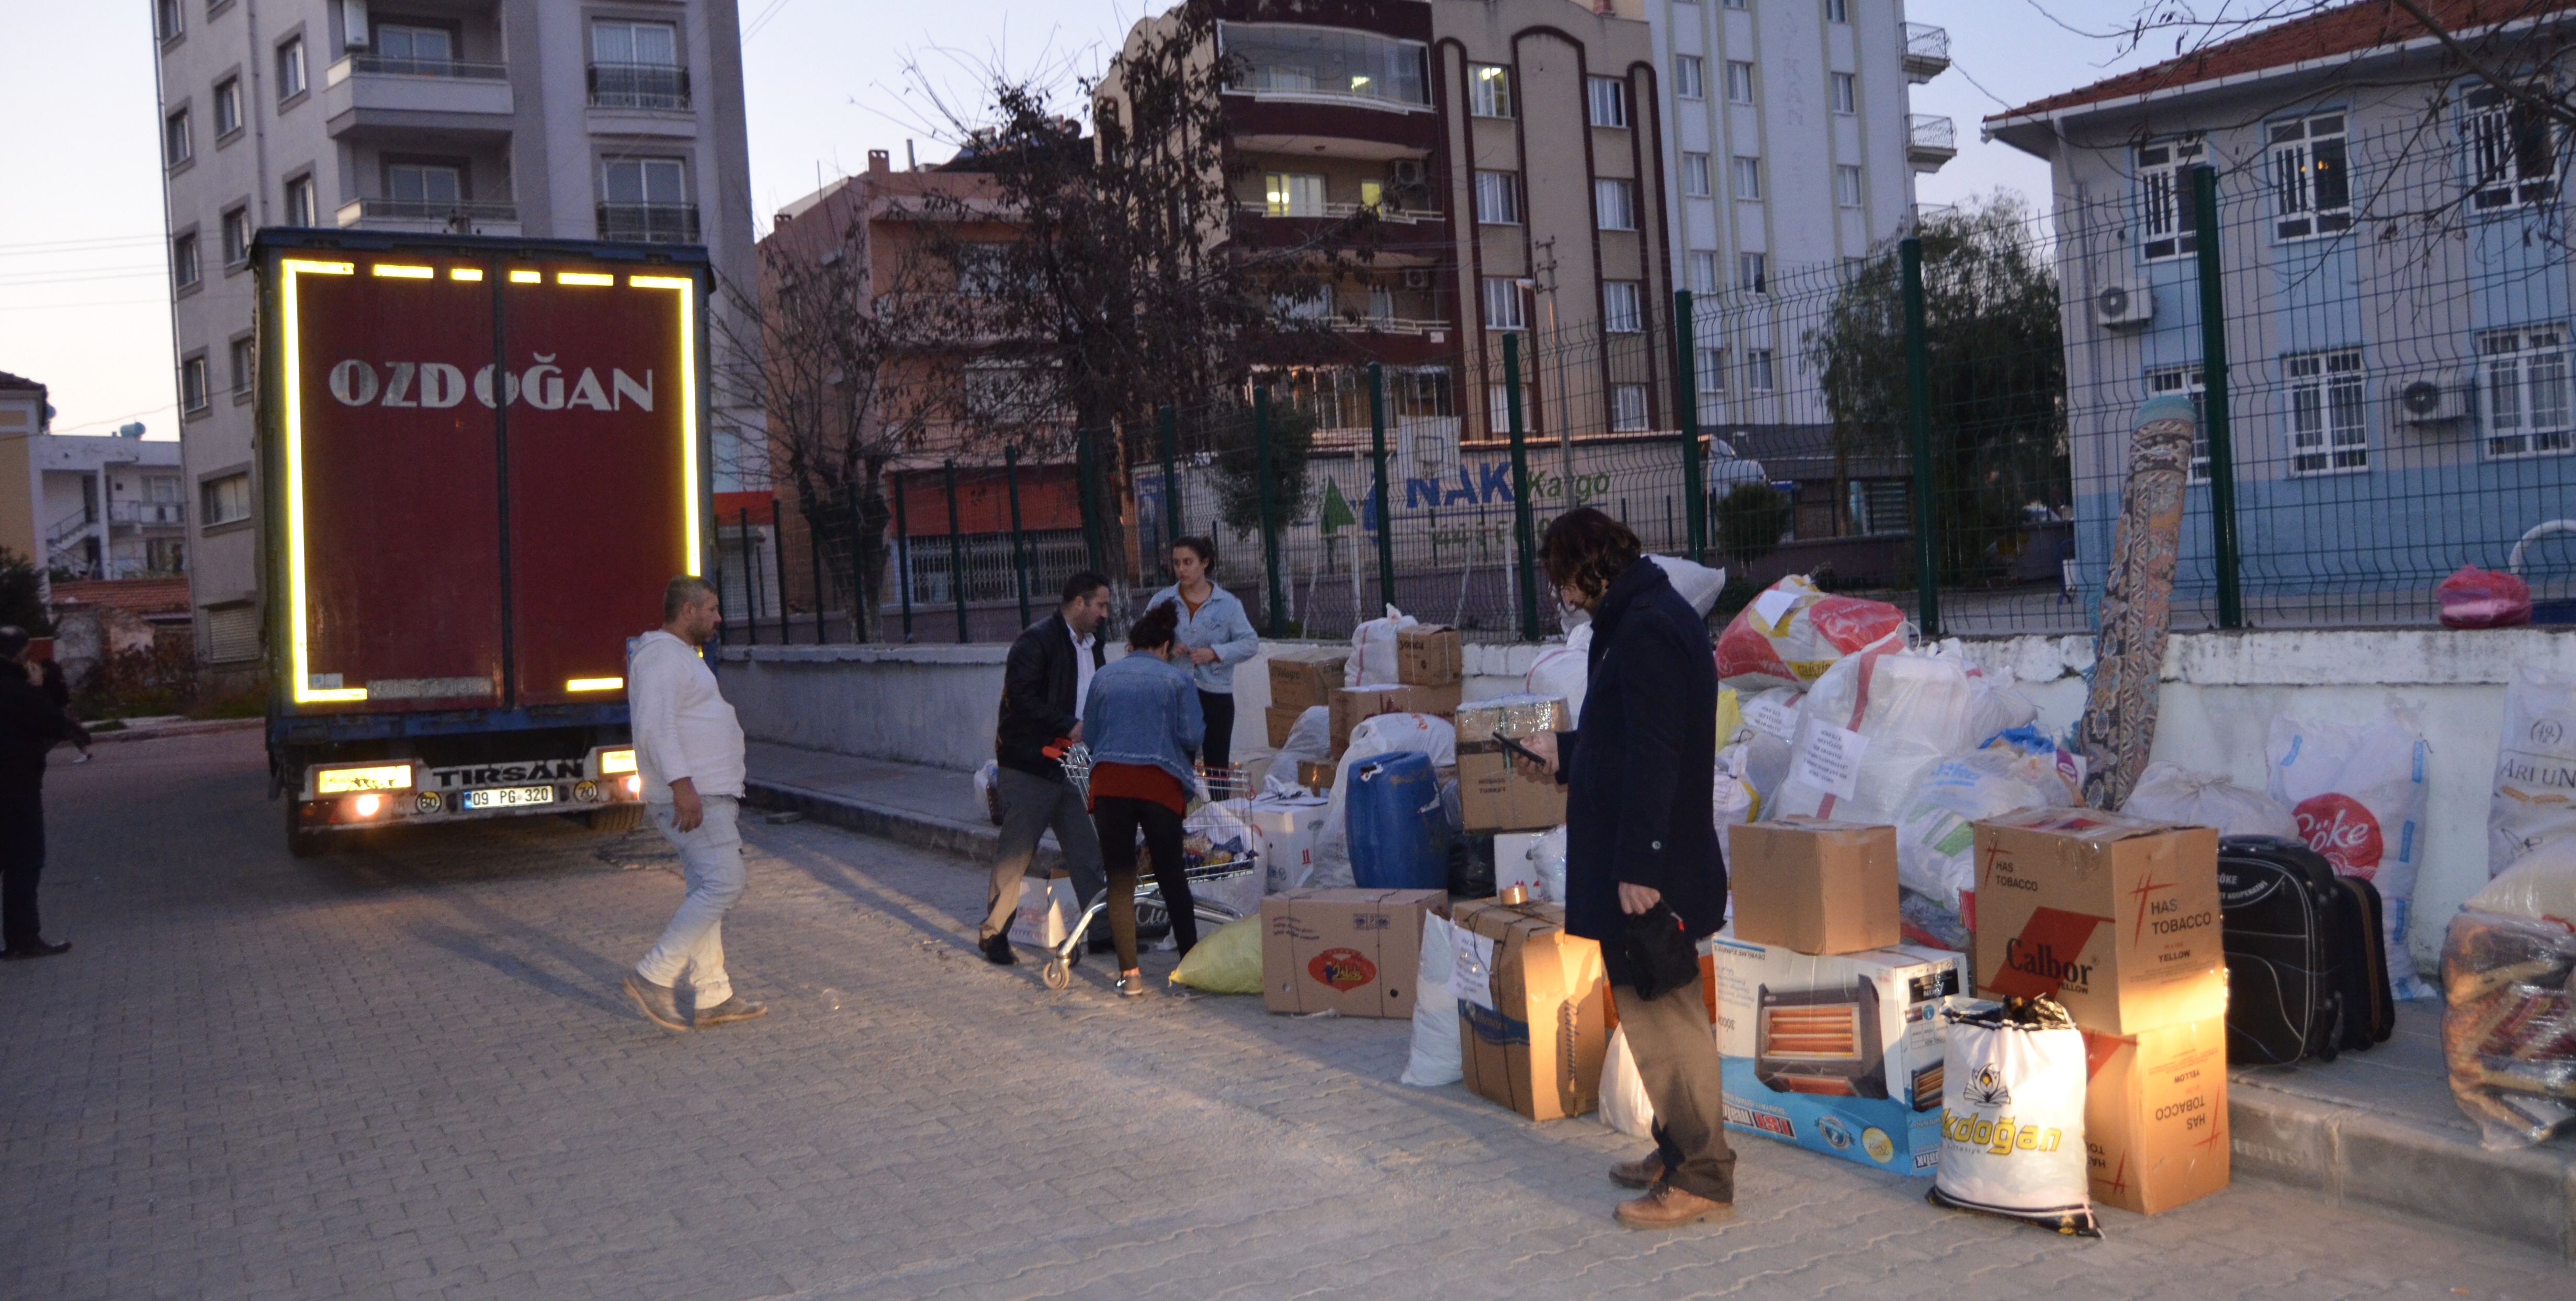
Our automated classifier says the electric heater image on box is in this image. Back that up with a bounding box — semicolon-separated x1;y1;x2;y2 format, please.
1910;1061;1944;1113
1754;981;1887;1099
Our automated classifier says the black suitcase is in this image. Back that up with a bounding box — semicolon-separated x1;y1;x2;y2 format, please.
2216;835;2394;1065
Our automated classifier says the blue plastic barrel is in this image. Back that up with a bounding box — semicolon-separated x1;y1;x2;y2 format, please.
1347;751;1448;890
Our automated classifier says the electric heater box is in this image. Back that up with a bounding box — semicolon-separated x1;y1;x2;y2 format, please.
1712;931;1965;1176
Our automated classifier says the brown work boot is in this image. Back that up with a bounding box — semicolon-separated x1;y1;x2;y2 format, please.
1609;1153;1668;1189
695;995;768;1027
1614;1182;1734;1230
622;972;691;1032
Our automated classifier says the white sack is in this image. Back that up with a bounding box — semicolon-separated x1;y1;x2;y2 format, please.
1525;624;1594;723
1647;554;1727;617
2491;665;2576;878
1400;912;1465;1087
2468;835;2576;925
1714;743;1761;864
1272;705;1334;779
1598;1026;1657;1138
1712;575;1907;692
2120;761;2297;839
1531;825;1568;904
1929;1004;2098;1236
1771;648;1985;827
1896;745;2081;913
2267;709;2435;999
1346;605;1419;687
1306;711;1458;889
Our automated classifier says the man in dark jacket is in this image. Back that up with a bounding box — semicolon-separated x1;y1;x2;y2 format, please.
1527;511;1731;1230
978;572;1113;964
0;627;89;959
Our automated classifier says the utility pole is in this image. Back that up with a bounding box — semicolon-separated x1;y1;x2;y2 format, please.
1529;239;1575;498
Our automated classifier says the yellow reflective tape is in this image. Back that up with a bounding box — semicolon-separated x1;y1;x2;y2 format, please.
557;271;615;286
372;264;434;279
450;267;485;281
566;677;625;692
630;275;700;575
281;258;354;275
509;269;541;284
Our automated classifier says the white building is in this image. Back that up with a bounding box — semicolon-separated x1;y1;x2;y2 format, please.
149;0;756;669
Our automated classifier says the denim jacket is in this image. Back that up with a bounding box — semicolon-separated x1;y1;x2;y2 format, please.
1079;650;1206;790
1146;583;1261;694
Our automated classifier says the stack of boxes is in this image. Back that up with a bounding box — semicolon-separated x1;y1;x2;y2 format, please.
1455;695;1568;834
1264;648;1347;750
1330;626;1462;755
1971;809;2230;1216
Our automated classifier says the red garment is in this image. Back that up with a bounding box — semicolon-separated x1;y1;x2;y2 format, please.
1088;761;1188;816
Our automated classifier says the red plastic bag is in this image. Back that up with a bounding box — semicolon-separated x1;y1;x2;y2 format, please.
2439;565;2532;629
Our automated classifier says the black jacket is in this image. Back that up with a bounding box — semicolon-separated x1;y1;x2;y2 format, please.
0;666;87;790
995;612;1105;781
1560;557;1724;946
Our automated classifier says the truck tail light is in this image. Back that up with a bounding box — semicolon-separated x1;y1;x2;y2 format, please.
350;793;385;819
623;775;642;798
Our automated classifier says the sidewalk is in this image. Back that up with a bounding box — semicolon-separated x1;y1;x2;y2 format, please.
744;739;2576;1259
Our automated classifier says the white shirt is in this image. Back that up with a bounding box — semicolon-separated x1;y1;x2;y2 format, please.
630;630;745;801
1070;623;1098;715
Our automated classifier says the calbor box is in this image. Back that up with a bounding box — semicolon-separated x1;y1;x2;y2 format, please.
1260;888;1444;1018
1451;899;1609;1121
1971;808;2224;1036
2081;1016;2230;1214
1710;931;1965;1176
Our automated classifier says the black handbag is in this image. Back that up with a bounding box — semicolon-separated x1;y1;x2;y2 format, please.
1619;904;1700;1001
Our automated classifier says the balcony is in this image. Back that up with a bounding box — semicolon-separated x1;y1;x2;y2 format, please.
1906;114;1957;172
1901;23;1951;83
1219;22;1432;113
1235;200;1445;225
336;197;522;235
111;500;187;528
322;54;513;137
588;62;691;111
597;202;700;244
1334;315;1450;337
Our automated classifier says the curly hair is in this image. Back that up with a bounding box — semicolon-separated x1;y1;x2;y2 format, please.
1539;507;1643;608
1127;600;1181;651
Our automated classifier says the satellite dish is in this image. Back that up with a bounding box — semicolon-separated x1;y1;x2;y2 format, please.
2095;285;2130;319
2400;379;2445;417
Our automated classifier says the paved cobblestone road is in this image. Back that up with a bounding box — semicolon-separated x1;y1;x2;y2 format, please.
3;730;2569;1299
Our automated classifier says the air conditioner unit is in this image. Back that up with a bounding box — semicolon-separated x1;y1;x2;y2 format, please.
1388;159;1428;191
2091;280;2152;329
2393;372;2468;423
1401;268;1431;289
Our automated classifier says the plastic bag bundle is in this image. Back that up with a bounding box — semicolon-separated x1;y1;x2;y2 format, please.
1895;738;2082;915
1400;912;1465;1087
1927;998;2100;1237
1346;605;1419;687
1530;825;1568;904
2120;761;2297;839
2440;564;2534;629
1646;554;1727;617
1306;712;1458;889
1714;575;1906;692
2268;709;2435;999
1713;744;1761;863
1525;624;1594;723
1772;647;1987;827
1598;1026;1657;1138
1266;706;1335;795
2441;910;2576;1149
973;760;1003;827
1167;915;1264;993
2490;665;2576;878
2469;836;2576;925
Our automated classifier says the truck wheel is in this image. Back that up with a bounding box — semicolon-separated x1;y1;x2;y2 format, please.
587;805;645;833
286;798;327;858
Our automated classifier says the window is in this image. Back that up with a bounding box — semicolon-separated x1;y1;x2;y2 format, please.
1697;346;1727;394
2269;112;2351;240
1603;281;1643;333
1595;178;1637;230
1273;283;1331;320
206;604;258;661
1836;164;1863;208
388;162;464;207
604;157;686;204
375;23;455;73
1488;383;1517;435
156;0;182;40
201;472;252;526
1474;170;1521;224
172;233;200;290
1470;63;1513;118
1220;22;1431;107
229;336;255;395
1747;348;1775;392
213;76;242;137
1832;72;1856;115
2146;364;2209;479
1676;55;1704;100
953;243;1013;297
1265;172;1325;217
1725;0;1746;8
592;19;686;108
221;207;251;266
2467;85;2559;210
284;174;317;227
164;108;191;167
2137;135;2205;261
1482;276;1525;331
1688;251;1718;295
2285;349;2367;473
1732;155;1762;201
2482;326;2572;457
593;19;677;65
1826;0;1850;21
1727;61;1755;105
276;36;306;101
1611;384;1648;432
1738;252;1767;293
181;355;209;414
1359;178;1385;210
1587;76;1628;129
1682;152;1711;198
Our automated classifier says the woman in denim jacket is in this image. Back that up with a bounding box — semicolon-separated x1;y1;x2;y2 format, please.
1145;537;1260;771
1079;602;1205;995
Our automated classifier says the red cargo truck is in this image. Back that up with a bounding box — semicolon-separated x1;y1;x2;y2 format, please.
253;231;713;855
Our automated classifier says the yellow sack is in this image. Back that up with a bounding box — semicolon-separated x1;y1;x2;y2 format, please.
1169;915;1265;993
1714;686;1743;746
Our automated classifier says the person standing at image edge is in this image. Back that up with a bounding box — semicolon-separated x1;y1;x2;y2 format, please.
1079;601;1205;996
0;626;88;960
981;572;1114;965
621;576;767;1032
1523;509;1734;1231
1145;537;1258;773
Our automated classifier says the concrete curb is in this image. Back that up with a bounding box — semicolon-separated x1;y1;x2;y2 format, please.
86;717;263;745
744;776;1063;875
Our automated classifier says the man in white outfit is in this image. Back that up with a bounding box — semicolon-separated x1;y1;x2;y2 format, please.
622;575;765;1032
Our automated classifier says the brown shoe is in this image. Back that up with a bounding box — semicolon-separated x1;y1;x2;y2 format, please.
622;972;691;1032
1614;1182;1734;1230
695;995;768;1026
1609;1153;1668;1189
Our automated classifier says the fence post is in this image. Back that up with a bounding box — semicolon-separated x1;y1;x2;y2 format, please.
738;506;758;646
804;494;823;643
1158;403;1181;563
1005;443;1032;629
1076;426;1107;577
1674;289;1707;563
2191;164;2246;630
1504;333;1540;641
1368;361;1397;616
943;459;969;643
767;497;788;642
892;470;914;642
1900;236;1942;639
1255;386;1286;636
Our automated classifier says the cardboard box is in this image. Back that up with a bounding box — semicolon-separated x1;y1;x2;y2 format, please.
1455;695;1570;833
1265;705;1314;749
1397;625;1463;686
1711;932;1966;1176
1972;809;2224;1036
1008;875;1080;949
1267;648;1349;712
1242;793;1330;892
2081;1016;2230;1214
1451;899;1609;1121
1295;760;1335;791
1730;820;1901;955
1260;888;1444;1018
1331;682;1462;750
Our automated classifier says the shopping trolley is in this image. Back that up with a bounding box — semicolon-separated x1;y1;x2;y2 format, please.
1036;756;1262;992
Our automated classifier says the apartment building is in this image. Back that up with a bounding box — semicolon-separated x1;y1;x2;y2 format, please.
149;0;754;670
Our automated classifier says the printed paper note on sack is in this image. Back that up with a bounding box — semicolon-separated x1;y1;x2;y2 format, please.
1746;697;1798;744
1793;721;1870;801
